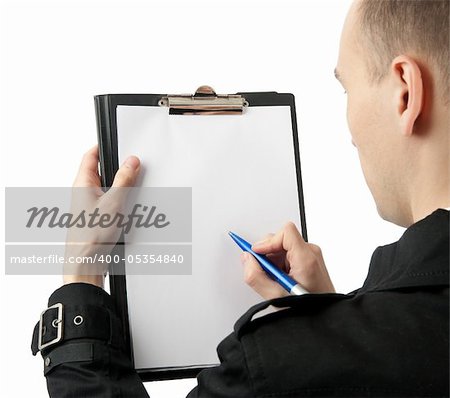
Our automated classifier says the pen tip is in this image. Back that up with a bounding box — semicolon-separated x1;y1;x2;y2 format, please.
228;231;238;240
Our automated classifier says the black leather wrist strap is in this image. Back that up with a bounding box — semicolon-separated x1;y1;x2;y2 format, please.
43;342;95;376
31;303;124;356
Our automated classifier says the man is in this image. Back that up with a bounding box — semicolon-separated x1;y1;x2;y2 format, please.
31;1;449;396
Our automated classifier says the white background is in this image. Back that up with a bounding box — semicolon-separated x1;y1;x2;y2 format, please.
0;0;404;396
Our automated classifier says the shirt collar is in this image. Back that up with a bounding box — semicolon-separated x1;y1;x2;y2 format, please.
358;209;449;294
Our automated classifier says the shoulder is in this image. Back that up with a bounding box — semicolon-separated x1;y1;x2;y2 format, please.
233;289;449;397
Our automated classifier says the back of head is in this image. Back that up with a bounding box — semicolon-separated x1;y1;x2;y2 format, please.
337;0;449;226
358;0;449;104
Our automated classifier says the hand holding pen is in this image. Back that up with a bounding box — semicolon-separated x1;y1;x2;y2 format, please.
234;222;335;300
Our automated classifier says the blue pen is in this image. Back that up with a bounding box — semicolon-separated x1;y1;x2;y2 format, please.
228;231;309;295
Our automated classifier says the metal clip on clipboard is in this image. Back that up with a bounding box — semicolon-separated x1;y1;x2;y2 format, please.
159;85;249;115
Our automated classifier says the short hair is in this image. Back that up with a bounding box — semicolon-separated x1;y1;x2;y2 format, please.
357;0;449;101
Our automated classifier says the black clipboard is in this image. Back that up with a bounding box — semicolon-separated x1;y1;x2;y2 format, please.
94;86;308;382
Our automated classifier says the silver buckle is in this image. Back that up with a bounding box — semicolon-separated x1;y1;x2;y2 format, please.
38;303;63;351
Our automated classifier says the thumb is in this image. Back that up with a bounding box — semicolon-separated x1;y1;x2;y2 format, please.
112;156;141;188
101;156;141;213
242;252;288;300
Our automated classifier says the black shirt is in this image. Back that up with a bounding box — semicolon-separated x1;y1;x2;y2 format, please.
32;209;449;397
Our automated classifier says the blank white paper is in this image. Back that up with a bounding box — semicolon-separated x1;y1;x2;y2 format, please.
116;105;302;369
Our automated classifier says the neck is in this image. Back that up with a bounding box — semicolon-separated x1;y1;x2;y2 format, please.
409;119;450;225
410;178;449;224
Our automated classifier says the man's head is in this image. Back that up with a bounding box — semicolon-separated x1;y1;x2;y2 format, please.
336;0;449;227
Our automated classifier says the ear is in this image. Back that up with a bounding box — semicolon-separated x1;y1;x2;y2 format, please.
390;55;424;136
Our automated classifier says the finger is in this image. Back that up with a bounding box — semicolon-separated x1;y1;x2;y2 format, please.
73;146;101;188
266;252;288;272
257;233;275;245
241;252;288;300
252;222;305;254
254;232;288;270
251;232;279;254
111;156;141;188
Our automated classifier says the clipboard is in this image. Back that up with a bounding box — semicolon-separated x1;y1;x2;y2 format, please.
94;86;308;381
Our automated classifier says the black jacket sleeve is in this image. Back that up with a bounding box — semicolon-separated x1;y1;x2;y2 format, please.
32;283;150;397
32;283;254;398
186;332;253;398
